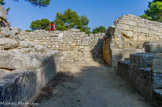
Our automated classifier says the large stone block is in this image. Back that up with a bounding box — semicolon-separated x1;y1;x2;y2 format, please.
0;27;11;37
0;50;59;70
19;41;35;49
0;70;36;103
111;49;144;68
117;61;130;80
152;73;162;89
0;38;18;49
130;53;154;68
0;50;59;104
152;59;162;73
10;27;22;35
145;42;162;53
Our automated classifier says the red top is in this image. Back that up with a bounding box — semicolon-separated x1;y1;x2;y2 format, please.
51;23;55;31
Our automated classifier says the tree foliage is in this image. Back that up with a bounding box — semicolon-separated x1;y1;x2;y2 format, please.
93;26;106;34
141;0;162;22
30;18;50;30
0;0;5;5
1;0;50;7
0;0;10;13
24;0;50;7
54;8;91;33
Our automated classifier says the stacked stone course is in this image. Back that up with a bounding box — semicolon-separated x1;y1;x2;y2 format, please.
103;14;162;68
0;5;59;104
118;42;162;106
20;29;104;63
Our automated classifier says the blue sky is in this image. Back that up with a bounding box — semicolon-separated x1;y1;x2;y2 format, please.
3;0;152;31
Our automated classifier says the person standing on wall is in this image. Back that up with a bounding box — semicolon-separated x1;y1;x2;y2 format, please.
50;22;55;31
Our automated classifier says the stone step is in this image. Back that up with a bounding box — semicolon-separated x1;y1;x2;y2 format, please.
130;53;154;68
117;61;130;80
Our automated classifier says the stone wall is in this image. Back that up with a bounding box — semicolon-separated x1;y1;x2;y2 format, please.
0;5;59;105
20;29;104;63
118;42;162;106
0;5;10;28
103;14;162;68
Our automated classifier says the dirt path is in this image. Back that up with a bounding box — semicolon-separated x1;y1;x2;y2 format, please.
32;61;151;107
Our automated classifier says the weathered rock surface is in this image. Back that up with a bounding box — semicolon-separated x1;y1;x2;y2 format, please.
0;5;7;20
19;41;35;48
0;38;18;49
0;50;58;70
103;14;162;68
10;27;22;35
20;29;104;63
152;59;162;73
118;42;162;106
0;5;60;106
145;42;162;53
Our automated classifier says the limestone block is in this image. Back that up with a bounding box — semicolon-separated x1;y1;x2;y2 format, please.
0;50;59;70
10;27;22;35
119;24;130;30
0;50;59;103
111;49;144;68
127;21;137;26
149;30;156;35
117;61;130;80
0;5;7;20
0;38;18;49
126;31;133;37
136;28;142;33
152;73;162;88
148;24;153;29
0;27;10;37
138;36;147;41
152;59;162;73
138;23;147;28
84;46;90;51
35;51;59;90
82;37;90;41
0;70;36;103
82;41;89;46
19;48;34;53
145;42;162;53
152;26;159;31
19;41;35;48
130;53;154;68
141;28;149;34
117;44;125;49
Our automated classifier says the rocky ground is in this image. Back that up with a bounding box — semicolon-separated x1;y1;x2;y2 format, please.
31;60;152;107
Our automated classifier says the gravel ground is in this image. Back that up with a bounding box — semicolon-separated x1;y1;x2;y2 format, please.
31;61;151;107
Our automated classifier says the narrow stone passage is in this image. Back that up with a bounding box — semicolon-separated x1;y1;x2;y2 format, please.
32;61;151;107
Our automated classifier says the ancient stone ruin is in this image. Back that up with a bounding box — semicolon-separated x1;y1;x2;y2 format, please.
118;42;162;106
1;4;162;106
20;29;104;63
0;5;59;104
103;14;162;68
106;15;162;106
